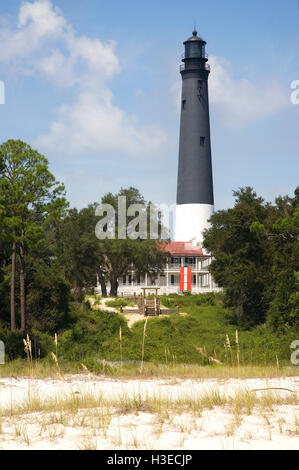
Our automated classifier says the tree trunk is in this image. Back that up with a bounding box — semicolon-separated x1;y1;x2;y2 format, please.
97;269;107;297
10;240;16;331
19;242;26;332
235;303;244;325
109;275;119;297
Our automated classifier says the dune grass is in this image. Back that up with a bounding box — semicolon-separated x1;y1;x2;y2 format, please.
1;380;298;418
0;357;298;382
0;370;298;449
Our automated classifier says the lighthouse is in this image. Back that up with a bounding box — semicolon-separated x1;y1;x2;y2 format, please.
175;30;214;244
100;30;219;297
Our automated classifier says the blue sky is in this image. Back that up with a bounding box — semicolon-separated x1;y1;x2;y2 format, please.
0;0;298;211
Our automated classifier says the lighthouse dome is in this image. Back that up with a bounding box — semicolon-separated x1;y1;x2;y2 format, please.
184;30;206;44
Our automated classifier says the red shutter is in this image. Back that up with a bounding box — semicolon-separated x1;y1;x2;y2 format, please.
180;267;185;291
180;267;192;291
187;267;192;291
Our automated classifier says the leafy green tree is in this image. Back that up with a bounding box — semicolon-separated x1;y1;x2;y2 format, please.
0;139;67;331
203;186;299;330
26;257;71;333
266;188;299;330
0;238;10;325
55;188;169;298
54;205;102;301
203;187;274;327
97;187;169;296
267;270;299;331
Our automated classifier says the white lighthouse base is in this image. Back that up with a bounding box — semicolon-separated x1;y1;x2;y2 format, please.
175;203;214;244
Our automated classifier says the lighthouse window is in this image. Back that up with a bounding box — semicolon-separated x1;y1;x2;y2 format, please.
182;99;186;109
200;136;205;146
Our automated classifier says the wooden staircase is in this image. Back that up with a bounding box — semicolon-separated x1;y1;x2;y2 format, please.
145;298;160;316
135;288;161;316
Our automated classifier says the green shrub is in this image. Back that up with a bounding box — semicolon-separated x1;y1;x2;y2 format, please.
0;328;25;360
1;294;296;367
196;292;217;306
105;298;134;310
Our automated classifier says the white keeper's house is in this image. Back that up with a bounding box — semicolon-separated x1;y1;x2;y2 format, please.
115;241;220;296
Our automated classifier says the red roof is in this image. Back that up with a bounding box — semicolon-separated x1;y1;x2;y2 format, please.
163;241;204;256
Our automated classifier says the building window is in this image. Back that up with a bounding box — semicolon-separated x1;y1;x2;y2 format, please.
193;275;196;285
200;136;205;146
185;257;195;266
182;99;186;110
202;274;209;286
171;275;175;285
197;80;203;89
128;275;132;284
123;276;126;285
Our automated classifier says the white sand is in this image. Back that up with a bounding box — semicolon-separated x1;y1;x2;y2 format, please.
0;374;298;450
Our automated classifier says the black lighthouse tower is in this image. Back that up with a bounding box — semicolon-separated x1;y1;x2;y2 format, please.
175;30;214;244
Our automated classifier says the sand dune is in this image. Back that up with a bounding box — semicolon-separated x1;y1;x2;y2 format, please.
0;374;298;450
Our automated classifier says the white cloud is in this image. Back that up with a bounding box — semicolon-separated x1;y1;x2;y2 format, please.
67;35;119;78
208;56;289;126
18;0;67;38
0;0;168;158
35;90;168;157
37;50;77;87
0;0;119;84
0;0;67;66
171;55;289;127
